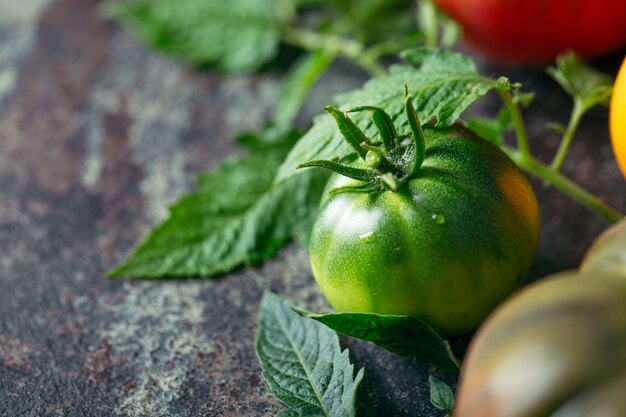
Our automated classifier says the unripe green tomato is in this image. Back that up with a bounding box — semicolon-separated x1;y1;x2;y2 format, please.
581;218;626;278
455;271;626;417
309;125;541;337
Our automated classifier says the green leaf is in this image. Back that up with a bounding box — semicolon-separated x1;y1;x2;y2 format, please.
103;0;289;72
429;376;455;413
547;52;614;112
512;89;535;108
276;47;500;183
256;292;364;417
108;127;328;278
274;51;334;129
465;108;512;147
295;310;461;374
332;0;416;44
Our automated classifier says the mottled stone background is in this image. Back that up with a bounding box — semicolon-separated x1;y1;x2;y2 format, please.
0;0;625;416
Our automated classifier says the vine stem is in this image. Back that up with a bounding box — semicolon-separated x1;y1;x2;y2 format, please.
496;87;532;158
280;26;387;78
503;146;624;223
498;86;623;222
549;99;584;171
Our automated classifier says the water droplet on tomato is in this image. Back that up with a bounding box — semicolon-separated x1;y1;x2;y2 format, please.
358;231;375;243
413;194;426;205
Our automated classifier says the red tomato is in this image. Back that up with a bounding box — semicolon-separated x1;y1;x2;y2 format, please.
435;0;626;65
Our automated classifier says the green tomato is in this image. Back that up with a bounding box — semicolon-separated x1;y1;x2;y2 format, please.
309;125;541;337
455;271;626;417
581;218;626;278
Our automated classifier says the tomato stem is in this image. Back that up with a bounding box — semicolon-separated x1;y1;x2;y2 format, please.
497;87;532;159
504;146;624;223
325;105;370;160
325;103;413;180
280;26;387;77
549;99;585;172
417;0;440;48
297;159;375;182
497;86;623;222
405;85;426;178
347;106;399;153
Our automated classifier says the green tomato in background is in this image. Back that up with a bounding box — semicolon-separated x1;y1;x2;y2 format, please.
581;218;626;278
455;270;626;417
308;123;541;337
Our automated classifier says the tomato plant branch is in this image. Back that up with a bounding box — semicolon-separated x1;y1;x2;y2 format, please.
549;99;585;172
498;85;623;223
417;0;439;48
496;87;532;159
503;146;624;223
280;26;387;77
364;38;422;62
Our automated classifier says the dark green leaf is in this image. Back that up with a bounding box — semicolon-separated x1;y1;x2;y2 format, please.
108;127;328;278
295;310;461;374
276;47;500;183
429;376;455;412
103;0;289;72
547;52;614;111
256;292;364;417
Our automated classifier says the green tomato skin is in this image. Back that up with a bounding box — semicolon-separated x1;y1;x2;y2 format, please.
309;126;541;337
581;218;626;278
455;271;626;417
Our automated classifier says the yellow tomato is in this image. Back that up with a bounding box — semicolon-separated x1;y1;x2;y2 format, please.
610;56;626;179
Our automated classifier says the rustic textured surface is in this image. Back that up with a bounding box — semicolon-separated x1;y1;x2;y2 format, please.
0;0;625;416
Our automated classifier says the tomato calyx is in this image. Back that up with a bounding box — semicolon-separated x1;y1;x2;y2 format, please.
297;85;426;193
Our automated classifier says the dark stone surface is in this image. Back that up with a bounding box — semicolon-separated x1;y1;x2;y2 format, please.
0;1;624;416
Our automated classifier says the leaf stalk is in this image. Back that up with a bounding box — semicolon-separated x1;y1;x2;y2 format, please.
503;146;623;223
497;87;532;159
549;98;585;172
280;26;387;77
